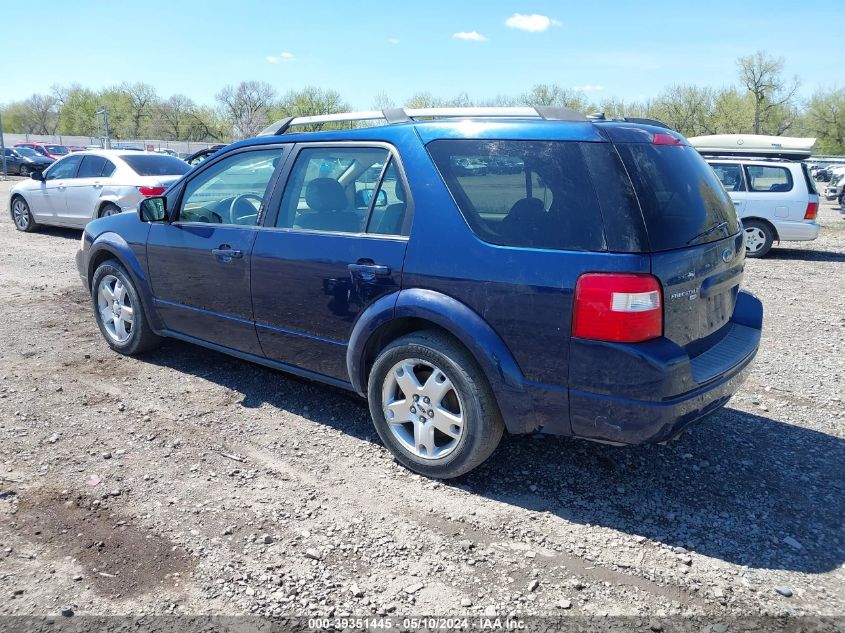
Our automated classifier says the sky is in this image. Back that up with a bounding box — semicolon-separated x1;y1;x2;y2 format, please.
2;0;841;109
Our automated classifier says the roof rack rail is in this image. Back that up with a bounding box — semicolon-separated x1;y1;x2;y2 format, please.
256;106;590;136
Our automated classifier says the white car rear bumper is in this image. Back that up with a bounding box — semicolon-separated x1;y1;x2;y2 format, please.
776;220;820;242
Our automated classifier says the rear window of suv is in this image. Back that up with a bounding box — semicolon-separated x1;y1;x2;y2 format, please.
615;143;740;251
122;154;190;177
427;140;607;251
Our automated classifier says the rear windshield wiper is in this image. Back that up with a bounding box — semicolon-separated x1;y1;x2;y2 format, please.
687;221;729;245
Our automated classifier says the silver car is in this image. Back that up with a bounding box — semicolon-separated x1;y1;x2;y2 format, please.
9;150;189;231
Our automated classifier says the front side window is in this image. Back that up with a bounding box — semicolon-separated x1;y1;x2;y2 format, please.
179;149;283;225
276;147;392;234
711;163;745;192
427;140;606;251
45;155;82;180
744;165;793;193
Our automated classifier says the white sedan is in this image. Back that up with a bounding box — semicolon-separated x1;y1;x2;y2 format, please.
8;150;189;231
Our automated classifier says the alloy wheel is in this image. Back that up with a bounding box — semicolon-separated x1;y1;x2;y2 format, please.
19;165;29;177
11;199;30;230
96;274;134;344
744;227;767;253
381;358;464;460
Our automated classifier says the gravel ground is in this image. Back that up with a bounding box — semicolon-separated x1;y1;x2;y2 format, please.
0;175;843;623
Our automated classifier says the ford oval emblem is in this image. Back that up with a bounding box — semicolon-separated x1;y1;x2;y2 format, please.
722;248;733;262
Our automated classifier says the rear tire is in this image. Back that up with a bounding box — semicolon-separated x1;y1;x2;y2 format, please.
91;259;162;355
10;196;38;233
743;219;774;258
367;330;504;479
99;203;121;218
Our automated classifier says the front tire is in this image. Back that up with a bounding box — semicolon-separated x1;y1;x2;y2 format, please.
11;196;38;232
743;219;774;258
91;260;162;355
367;331;504;479
19;165;30;177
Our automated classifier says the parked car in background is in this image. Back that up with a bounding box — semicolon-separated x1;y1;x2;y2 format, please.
8;150;190;231
154;148;180;157
13;142;70;160
185;144;226;167
707;158;820;257
823;166;845;205
67;146;88;152
111;144;145;152
2;147;54;176
814;167;832;182
74;108;762;478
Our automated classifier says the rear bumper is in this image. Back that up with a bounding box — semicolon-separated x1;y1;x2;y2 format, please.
532;290;763;444
776;220;820;242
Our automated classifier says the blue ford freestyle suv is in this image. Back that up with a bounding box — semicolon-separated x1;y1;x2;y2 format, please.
75;107;763;478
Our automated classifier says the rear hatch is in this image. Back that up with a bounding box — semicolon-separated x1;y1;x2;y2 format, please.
610;130;745;349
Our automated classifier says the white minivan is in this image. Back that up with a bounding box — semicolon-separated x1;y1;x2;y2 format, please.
706;158;820;258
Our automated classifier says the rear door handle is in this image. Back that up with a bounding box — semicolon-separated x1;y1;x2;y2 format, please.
348;262;391;279
93;182;103;189
211;246;243;262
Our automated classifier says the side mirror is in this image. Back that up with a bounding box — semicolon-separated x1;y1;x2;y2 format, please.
30;170;44;181
139;196;168;222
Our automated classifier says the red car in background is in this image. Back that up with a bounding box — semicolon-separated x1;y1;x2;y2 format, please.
13;142;70;160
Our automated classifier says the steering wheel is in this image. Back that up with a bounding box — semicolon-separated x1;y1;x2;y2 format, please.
229;193;263;224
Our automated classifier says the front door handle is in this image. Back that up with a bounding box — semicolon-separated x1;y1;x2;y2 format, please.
211;245;243;262
348;262;391;279
93;182;103;189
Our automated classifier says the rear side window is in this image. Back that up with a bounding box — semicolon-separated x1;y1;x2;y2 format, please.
427;140;606;251
615;143;740;251
77;155;108;178
122;154;190;177
710;163;746;192
744;165;793;193
800;163;818;195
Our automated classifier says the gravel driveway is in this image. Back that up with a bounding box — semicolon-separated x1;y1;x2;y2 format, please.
0;176;843;625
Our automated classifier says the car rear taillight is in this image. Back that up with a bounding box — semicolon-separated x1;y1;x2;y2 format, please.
652;132;684;146
804;201;818;220
572;273;663;343
138;186;166;197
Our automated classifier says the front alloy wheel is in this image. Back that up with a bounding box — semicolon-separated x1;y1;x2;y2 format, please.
19;165;30;177
96;274;134;344
90;260;162;355
11;197;36;232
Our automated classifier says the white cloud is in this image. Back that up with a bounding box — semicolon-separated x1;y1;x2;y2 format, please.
452;31;488;41
504;13;561;32
574;84;604;92
266;52;295;63
388;38;400;45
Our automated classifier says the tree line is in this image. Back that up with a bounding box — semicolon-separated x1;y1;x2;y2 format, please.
2;51;843;154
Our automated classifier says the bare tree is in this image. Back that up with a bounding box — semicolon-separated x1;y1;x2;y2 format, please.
216;81;277;138
737;51;799;134
519;84;590;111
371;91;396;110
122;82;158;138
157;94;195;140
20;93;61;134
